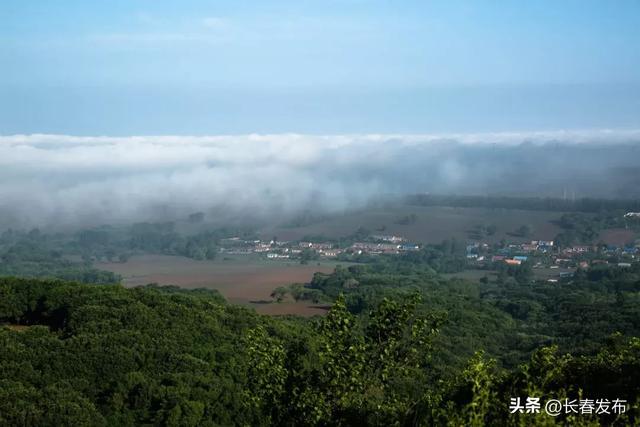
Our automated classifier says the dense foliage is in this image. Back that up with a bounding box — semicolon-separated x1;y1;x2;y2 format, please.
0;229;120;284
306;258;640;369
553;212;639;246
1;198;639;425
0;223;260;283
1;269;640;425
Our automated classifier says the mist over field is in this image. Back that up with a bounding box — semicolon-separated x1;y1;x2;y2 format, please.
1;130;640;229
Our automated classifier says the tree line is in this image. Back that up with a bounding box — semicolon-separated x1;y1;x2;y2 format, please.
1;277;639;426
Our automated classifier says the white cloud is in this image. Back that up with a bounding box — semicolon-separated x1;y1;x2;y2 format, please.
0;131;638;229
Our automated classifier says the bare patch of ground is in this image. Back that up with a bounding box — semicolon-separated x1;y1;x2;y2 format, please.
98;255;340;316
600;228;636;246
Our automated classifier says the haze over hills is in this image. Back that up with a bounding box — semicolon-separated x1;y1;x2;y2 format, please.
1;130;639;229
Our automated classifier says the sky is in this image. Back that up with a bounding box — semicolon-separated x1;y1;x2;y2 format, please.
1;0;640;134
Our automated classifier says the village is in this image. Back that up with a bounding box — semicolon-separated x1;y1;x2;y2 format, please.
465;237;640;282
218;229;640;282
217;233;421;260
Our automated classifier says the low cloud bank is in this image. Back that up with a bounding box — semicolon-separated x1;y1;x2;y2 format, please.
1;131;639;229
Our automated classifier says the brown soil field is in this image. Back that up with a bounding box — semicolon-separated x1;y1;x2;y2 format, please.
600;228;636;246
263;206;564;244
98;255;339;316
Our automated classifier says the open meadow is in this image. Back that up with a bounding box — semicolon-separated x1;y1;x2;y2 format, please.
97;254;341;316
263;205;565;244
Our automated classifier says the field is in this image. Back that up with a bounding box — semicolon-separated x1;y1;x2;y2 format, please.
95;205;611;315
98;254;341;316
262;205;564;244
600;228;637;246
96;206;569;315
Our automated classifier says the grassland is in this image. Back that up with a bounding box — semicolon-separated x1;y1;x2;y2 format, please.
262;205;564;244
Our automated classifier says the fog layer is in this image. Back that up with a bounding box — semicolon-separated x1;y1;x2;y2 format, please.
1;131;639;228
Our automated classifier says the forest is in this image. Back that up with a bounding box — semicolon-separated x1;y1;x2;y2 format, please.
1;200;639;425
1;259;640;425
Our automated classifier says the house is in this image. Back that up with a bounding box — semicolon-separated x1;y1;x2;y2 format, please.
563;245;591;256
352;242;400;254
605;245;620;253
226;248;253;255
491;255;506;262
513;256;528;262
505;259;522;266
299;242;333;250
371;235;405;243
320;249;343;257
254;243;272;253
624;212;640;218
533;240;554;253
312;243;333;250
399;244;420;251
618;263;632;268
572;245;590;253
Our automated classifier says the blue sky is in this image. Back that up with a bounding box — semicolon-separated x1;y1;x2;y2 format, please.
1;0;639;134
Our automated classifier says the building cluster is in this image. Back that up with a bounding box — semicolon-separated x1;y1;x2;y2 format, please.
467;237;640;275
370;234;405;243
218;229;639;277
350;241;420;255
218;234;421;259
